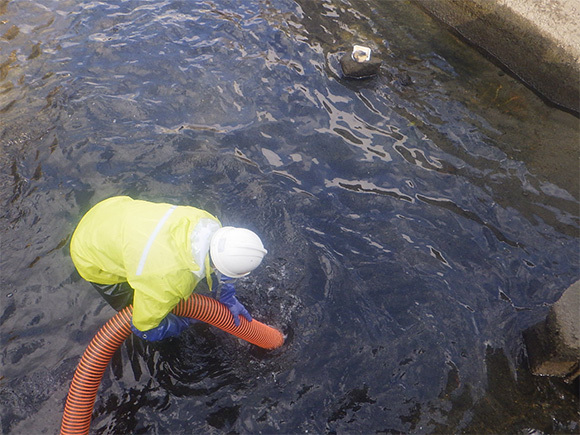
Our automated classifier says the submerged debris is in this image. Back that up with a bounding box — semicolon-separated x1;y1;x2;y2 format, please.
340;44;381;79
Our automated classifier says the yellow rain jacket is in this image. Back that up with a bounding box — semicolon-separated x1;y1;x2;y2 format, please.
70;196;221;331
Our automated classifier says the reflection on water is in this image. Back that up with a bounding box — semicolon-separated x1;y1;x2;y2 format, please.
1;0;578;433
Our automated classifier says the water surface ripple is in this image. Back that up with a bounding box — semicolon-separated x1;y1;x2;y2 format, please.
1;0;578;433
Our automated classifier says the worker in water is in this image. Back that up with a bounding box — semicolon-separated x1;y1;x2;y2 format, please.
70;196;268;342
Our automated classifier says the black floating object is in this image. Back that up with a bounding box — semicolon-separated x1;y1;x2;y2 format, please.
340;45;381;79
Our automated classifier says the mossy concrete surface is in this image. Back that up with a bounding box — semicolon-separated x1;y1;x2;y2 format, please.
412;0;580;113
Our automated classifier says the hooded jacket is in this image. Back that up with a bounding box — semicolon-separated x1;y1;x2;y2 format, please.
70;196;221;331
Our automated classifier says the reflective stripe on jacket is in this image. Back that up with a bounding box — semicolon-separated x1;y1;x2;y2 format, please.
70;196;221;330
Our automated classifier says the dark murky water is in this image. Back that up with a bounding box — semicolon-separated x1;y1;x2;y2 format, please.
1;0;578;433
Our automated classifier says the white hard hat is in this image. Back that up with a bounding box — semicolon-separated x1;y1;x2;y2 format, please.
210;227;268;278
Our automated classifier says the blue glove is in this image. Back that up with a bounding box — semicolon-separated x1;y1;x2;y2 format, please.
219;276;253;327
131;313;196;341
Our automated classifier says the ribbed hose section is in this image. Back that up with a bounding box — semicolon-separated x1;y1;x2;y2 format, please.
61;306;133;435
173;293;284;349
60;294;284;435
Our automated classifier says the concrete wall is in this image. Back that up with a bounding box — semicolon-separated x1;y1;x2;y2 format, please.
412;0;580;114
523;281;579;382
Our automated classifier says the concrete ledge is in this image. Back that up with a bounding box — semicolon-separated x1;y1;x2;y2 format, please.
412;0;580;113
523;281;580;382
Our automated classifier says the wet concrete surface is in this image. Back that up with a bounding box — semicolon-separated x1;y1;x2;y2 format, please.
412;0;580;114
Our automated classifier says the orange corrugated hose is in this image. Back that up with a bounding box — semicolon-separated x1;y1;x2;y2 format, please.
60;294;284;435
